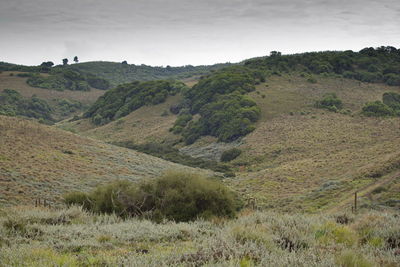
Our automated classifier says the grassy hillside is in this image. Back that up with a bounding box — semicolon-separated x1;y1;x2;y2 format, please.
0;116;213;206
229;74;400;211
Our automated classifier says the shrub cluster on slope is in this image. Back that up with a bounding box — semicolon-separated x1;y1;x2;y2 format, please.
64;172;239;222
27;69;110;91
315;93;343;112
0;89;53;123
84;80;187;125
0;62;110;91
362;92;400;117
220;148;242;162
244;46;400;86
171;66;263;144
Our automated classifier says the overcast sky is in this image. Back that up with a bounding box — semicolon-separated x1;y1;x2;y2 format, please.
1;0;399;66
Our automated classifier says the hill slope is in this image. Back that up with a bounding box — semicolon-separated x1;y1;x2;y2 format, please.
60;73;400;212
0;116;213;206
69;61;232;87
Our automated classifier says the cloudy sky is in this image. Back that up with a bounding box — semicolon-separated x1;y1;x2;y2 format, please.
1;0;399;66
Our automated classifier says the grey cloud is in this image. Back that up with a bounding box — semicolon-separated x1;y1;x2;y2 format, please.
0;0;399;66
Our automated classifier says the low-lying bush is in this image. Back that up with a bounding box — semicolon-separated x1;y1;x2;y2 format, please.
315;93;343;112
64;172;240;222
221;148;242;162
362;101;395;117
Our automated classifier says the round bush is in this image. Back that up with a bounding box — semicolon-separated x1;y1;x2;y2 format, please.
220;148;242;162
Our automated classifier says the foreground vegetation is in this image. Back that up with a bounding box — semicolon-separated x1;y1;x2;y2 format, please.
0;206;399;266
64;172;239;222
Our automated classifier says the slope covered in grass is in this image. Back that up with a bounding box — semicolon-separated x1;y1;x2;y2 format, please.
0;116;213;206
228;73;400;212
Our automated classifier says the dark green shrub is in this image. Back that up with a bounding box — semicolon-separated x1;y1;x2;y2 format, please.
171;114;192;133
383;73;400;86
182;93;260;143
307;77;317;83
63;191;93;210
64;172;239;222
382;92;400;112
220;148;242;162
362;101;394;117
315;93;343;112
16;73;35;78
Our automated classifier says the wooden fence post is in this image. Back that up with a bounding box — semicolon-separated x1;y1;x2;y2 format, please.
354;192;357;214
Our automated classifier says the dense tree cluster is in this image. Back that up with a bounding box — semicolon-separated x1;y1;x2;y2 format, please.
244;46;400;86
85;80;187;125
171;66;262;144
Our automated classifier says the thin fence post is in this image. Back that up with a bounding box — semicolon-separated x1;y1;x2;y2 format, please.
354;192;357;214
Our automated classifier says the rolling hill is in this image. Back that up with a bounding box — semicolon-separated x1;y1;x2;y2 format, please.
0;115;213;206
60;71;400;212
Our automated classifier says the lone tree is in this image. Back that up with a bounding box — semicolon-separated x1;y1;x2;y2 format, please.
62;58;68;65
74;56;79;63
122;60;128;65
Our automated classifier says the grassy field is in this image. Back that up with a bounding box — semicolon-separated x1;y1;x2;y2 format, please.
0;116;213;206
0;206;399;266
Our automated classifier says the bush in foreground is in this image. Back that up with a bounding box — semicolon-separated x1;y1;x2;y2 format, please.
64;172;239;222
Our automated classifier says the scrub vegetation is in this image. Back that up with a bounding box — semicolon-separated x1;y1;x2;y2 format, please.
0;207;399;266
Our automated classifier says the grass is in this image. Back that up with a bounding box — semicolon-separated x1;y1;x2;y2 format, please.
0;206;399;266
0;115;213;206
